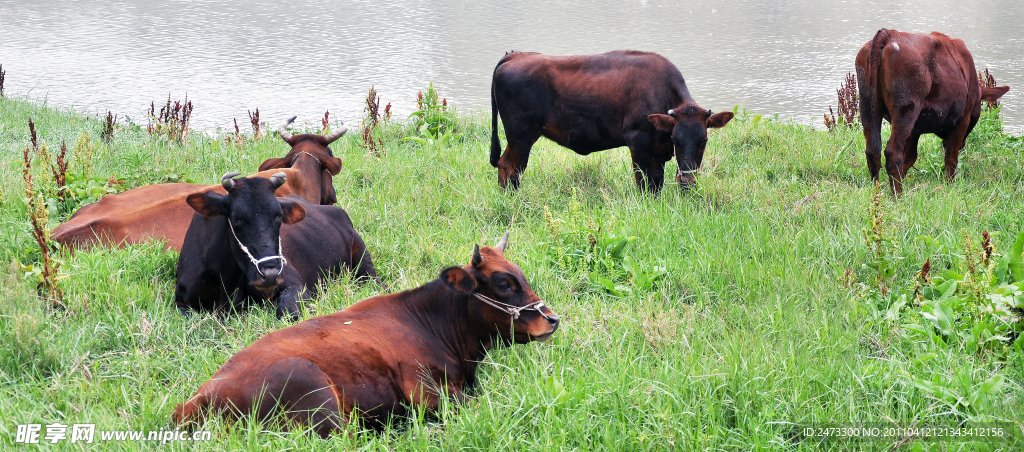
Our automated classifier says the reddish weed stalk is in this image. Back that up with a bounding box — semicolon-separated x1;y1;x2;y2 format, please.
978;68;1000;108
223;117;247;149
823;106;838;131
361;85;387;158
0;64;6;98
29;117;38;150
248;108;262;139
22;121;64;309
148;95;194;144
321;110;331;135
51;141;69;200
101;111;117;144
826;72;858;131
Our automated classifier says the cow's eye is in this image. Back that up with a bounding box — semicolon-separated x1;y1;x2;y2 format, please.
497;280;513;292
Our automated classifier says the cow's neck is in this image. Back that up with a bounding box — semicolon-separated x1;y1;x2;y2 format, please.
200;216;247;298
291;153;322;180
401;281;493;381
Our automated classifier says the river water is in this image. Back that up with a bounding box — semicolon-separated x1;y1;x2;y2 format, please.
1;0;1021;133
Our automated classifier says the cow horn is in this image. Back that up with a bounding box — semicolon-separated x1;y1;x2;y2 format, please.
270;172;287;189
472;244;483;267
496;231;509;252
278;116;297;142
667;109;675;115
323;122;348;144
221;172;242;191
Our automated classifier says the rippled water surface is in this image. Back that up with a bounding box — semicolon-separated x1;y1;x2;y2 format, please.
1;0;1021;132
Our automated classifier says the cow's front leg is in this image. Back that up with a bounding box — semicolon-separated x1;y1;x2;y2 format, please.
630;159;654;193
626;136;659;194
647;158;667;194
497;131;540;190
941;112;974;184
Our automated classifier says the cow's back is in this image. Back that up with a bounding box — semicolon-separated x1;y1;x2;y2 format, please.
54;168;306;252
860;30;980;132
280;196;375;289
186;302;432;423
52;183;208;250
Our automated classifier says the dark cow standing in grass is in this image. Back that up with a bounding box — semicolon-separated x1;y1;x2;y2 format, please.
489;50;734;193
175;173;379;321
173;234;559;436
52;117;345;251
856;29;1010;195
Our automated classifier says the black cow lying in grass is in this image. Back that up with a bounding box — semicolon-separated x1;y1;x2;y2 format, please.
174;172;380;321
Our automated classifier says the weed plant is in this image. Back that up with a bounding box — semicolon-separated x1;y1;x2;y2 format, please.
0;90;1022;450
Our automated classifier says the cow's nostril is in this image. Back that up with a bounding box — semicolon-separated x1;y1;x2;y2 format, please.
546;315;560;327
261;267;281;283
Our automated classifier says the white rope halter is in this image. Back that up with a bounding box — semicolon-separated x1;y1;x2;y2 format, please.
472;293;551;320
227;220;287;277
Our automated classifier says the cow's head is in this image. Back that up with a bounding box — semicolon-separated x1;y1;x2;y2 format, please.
441;233;560;343
186;173;305;293
258;116;345;205
648;103;733;189
981;86;1010;106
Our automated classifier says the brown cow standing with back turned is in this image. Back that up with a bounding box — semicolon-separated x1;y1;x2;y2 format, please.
489;51;734;194
856;29;1009;195
51;116;345;251
173;233;559;435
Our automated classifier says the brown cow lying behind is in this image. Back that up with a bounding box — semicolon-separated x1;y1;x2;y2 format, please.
856;29;1010;195
173;234;559;435
51;116;345;251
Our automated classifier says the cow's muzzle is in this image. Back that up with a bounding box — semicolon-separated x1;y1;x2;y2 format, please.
677;169;698;189
253;266;284;288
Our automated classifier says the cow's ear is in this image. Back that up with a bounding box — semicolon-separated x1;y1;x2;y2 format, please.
323;157;343;176
278;199;306;224
647;114;675;132
981;86;1010;103
186;191;228;218
441;266;478;293
259;157;288;172
706;111;734;129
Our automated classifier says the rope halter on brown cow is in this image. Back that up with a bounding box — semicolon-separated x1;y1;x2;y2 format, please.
227;220;287;277
472;292;553;321
297;151;322;166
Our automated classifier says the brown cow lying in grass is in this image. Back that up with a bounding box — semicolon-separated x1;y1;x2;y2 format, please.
52;116;345;251
856;29;1010;195
173;234;559;435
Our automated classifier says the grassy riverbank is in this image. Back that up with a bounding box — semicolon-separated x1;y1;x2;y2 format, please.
1;95;1023;451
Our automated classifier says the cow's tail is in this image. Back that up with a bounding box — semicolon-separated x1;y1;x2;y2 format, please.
860;28;890;156
490;53;516;168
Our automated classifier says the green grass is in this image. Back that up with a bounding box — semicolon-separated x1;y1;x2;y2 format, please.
1;95;1022;451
